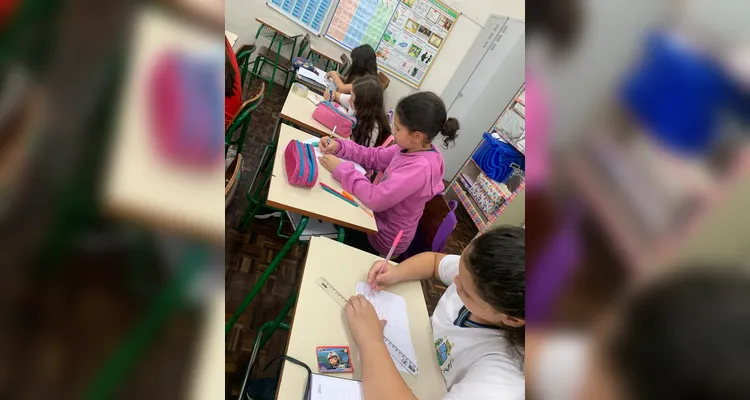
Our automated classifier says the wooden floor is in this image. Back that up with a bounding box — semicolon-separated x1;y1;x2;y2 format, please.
224;80;477;396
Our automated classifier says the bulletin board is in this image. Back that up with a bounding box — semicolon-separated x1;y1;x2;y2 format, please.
267;0;336;35
374;0;458;88
325;0;399;51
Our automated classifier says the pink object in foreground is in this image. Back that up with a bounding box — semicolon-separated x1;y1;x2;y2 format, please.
524;70;549;191
371;230;403;291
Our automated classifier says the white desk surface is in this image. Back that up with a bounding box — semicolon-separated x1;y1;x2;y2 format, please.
104;9;224;243
225;30;238;47
256;15;303;39
267;125;377;234
280;91;348;139
188;292;223;400
276;236;447;400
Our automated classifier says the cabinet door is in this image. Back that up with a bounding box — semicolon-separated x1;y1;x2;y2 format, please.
441;15;509;112
442;18;525;181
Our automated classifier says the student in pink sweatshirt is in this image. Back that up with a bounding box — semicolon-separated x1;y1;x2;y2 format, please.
318;91;459;257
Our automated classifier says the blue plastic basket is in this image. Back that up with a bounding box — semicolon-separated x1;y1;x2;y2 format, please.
473;133;525;183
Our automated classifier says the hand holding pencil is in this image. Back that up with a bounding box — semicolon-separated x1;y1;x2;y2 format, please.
370;230;403;291
318;136;338;154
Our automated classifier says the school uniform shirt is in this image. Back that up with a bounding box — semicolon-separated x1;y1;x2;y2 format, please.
432;255;525;400
338;93;379;148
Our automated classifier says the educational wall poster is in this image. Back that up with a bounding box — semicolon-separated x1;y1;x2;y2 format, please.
267;0;335;35
375;0;458;88
325;0;399;51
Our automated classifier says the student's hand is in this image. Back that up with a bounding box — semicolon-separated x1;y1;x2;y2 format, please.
345;295;387;347
367;260;404;290
318;137;339;154
326;70;340;81
324;90;336;102
319;154;342;172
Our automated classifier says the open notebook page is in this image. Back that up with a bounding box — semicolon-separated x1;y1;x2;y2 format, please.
302;138;367;175
356;282;418;374
309;374;362;400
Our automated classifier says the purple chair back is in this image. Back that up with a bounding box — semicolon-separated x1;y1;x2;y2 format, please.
526;203;583;325
432;200;458;253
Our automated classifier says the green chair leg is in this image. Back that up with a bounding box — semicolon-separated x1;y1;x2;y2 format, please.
226;217;309;334
85;246;208;399
336;226;345;243
259;291;297;350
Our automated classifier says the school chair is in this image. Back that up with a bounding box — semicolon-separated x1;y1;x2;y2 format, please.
378;71;390;91
235;43;257;96
283;33;313;88
249;30;309;95
398;199;458;261
225;82;265;157
339;53;352;76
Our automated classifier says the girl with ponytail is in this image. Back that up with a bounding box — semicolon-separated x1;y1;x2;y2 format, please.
317;91;459;257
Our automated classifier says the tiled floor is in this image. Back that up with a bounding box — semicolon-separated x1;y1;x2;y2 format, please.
224;79;476;396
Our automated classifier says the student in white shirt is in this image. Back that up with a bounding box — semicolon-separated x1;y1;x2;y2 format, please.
325;75;390;148
344;226;525;400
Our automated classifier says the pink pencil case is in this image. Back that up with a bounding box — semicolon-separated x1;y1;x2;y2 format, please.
312;101;356;138
284;139;318;187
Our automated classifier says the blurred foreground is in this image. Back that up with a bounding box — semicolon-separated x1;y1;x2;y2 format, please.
0;0;223;398
527;0;750;398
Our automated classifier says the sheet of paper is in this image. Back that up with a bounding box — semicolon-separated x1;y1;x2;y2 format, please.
302;138;367;175
297;66;330;87
356;282;418;373
309;374;362;400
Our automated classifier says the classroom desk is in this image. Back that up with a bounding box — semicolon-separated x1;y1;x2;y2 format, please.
255;15;302;39
279;90;346;139
225;30;238;47
104;8;224;244
276;236;447;400
226;124;376;333
267;125;377;233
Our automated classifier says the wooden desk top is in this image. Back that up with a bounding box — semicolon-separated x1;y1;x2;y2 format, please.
267;125;377;234
256;16;303;39
280;91;345;139
104;9;224;243
276;236;447;400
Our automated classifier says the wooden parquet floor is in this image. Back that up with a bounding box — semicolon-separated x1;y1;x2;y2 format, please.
224;80;475;396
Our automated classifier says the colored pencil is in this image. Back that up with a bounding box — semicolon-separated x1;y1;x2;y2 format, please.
320;184;358;207
371;230;403;291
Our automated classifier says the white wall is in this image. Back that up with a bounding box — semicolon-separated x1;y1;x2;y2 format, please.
225;0;524;110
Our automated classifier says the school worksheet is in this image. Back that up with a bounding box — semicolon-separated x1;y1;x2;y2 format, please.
356;282;418;373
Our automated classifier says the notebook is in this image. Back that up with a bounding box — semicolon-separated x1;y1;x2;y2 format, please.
308;374;362;400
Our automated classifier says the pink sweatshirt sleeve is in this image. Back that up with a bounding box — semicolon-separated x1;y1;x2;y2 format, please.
332;158;425;212
334;138;399;171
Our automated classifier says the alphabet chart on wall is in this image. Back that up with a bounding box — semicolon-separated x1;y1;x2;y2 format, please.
325;0;399;51
267;0;336;35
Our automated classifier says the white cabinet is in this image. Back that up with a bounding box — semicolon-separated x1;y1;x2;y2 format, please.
439;15;525;181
